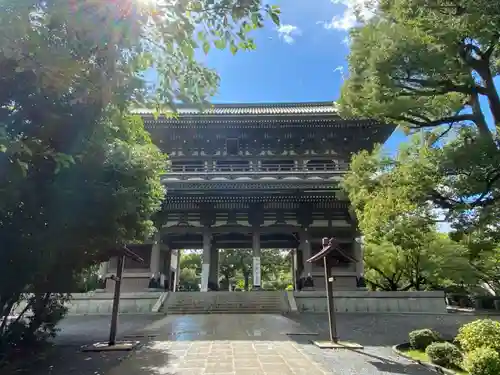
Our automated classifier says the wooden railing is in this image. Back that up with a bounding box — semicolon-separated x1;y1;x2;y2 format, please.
167;162;348;173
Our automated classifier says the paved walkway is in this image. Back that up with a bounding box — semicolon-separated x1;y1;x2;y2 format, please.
105;314;436;375
27;312;500;375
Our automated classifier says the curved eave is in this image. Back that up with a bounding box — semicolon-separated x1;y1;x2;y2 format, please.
132;101;339;117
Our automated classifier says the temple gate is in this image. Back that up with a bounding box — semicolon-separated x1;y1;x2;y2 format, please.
102;102;393;292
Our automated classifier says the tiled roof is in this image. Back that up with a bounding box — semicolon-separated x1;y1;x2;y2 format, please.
132;102;339;116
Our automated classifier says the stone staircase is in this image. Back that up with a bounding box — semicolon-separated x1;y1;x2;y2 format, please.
163;291;290;314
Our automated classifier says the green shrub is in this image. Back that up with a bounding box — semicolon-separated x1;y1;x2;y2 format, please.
425;342;462;368
409;329;441;350
464;347;500;375
456;319;500;352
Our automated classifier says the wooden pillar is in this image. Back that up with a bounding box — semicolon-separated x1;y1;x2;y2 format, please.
252;230;261;289
98;261;109;277
109;255;124;346
150;231;161;276
208;244;219;288
163;246;172;291
324;255;338;342
301;229;312;276
173;249;182;292
354;236;364;276
201;228;211;292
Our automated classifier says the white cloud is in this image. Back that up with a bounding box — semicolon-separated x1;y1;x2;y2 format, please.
321;0;377;31
276;24;302;44
333;65;346;81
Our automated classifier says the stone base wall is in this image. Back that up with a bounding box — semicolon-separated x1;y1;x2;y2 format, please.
310;275;358;290
12;292;164;316
105;275;152;292
67;292;163;314
294;291;446;314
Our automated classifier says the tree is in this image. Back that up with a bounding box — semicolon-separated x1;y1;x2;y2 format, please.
178;252;202;291
0;0;280;360
451;230;500;294
218;249;291;290
261;249;291;280
180;253;202;274
343;138;477;290
338;0;500;229
179;268;200;291
219;249;252;290
219;250;239;289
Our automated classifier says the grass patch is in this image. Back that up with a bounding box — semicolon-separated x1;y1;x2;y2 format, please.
405;349;429;362
401;348;468;375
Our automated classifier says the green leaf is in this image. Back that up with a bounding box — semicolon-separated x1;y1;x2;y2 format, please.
214;39;226;50
230;41;238;55
251;12;260;26
203;40;210;55
242;22;253;33
16;160;28;176
181;42;194;59
270;12;280;26
0;144;6;153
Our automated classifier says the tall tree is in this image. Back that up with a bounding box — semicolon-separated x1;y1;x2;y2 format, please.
0;0;280;354
338;0;500;229
343;138;477;290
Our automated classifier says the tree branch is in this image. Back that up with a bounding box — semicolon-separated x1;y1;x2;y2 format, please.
470;170;500;206
396;77;476;95
364;277;387;291
484;35;499;60
395;113;475;129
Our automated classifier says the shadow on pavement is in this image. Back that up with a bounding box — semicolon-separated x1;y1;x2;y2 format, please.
6;315;165;375
287;312;494;347
11;312;496;375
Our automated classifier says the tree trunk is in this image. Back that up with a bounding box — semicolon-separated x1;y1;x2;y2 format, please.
28;293;51;336
0;296;17;334
483;70;500;126
244;273;250;291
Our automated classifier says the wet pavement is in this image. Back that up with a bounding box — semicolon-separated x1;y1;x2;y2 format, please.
105;314;438;375
24;312;500;375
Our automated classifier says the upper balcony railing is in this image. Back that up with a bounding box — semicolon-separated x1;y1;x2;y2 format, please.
165;162;349;174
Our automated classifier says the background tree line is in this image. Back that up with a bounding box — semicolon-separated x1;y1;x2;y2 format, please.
0;0;280;366
178;249;293;291
340;0;500;298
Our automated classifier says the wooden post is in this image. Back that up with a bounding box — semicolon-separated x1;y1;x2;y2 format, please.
323;240;338;342
109;255;124;346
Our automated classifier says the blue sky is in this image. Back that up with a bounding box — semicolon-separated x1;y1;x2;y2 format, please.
193;0;499;233
202;0;347;104
194;0;499;157
196;0;408;151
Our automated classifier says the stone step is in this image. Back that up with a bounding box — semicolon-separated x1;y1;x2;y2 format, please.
167;307;283;311
168;307;283;311
166;309;284;314
162;291;289;314
169;302;281;307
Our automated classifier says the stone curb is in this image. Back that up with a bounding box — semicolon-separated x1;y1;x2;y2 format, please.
392;343;461;375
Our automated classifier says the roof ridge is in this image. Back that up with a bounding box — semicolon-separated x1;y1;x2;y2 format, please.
204;101;335;108
131;102;339;116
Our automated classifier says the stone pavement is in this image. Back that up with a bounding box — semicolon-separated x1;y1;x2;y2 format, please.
115;340;331;375
105;313;440;375
24;312;500;375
